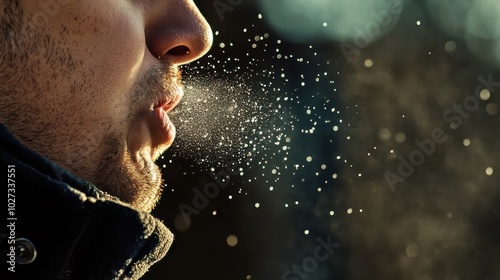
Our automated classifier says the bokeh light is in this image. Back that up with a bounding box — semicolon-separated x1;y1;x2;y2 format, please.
257;0;402;43
428;0;500;68
227;235;239;247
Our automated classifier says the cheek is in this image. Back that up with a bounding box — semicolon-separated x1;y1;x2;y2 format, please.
60;2;147;121
93;22;146;118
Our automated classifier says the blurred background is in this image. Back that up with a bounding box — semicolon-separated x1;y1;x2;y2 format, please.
144;0;500;279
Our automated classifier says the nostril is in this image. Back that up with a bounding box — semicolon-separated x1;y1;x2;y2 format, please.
167;45;190;57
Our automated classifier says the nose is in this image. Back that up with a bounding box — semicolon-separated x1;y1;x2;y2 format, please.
145;0;213;65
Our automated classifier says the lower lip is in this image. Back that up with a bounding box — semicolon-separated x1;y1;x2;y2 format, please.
153;107;176;147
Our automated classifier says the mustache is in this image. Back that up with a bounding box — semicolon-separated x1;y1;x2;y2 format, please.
133;61;182;109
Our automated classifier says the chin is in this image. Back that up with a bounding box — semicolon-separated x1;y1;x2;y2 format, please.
94;146;164;213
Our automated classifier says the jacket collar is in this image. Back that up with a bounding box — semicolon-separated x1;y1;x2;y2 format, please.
0;124;173;279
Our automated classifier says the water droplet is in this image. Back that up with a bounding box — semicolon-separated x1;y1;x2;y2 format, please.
406;244;420;258
395;133;406;143
378;128;391;142
486;167;494;176
444;41;456;52
364;59;374;68
480;89;491;101
227;235;238;247
486;103;498;115
463;139;471;147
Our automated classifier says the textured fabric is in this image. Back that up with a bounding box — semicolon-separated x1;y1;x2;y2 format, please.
0;124;173;279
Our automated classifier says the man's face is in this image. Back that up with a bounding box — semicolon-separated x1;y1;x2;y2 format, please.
0;0;212;212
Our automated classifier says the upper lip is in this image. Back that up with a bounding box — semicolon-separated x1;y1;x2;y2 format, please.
154;87;183;113
150;65;184;113
152;80;184;113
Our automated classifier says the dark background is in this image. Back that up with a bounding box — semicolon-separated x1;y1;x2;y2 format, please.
145;1;500;280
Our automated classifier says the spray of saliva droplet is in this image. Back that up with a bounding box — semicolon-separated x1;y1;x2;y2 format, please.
169;74;284;167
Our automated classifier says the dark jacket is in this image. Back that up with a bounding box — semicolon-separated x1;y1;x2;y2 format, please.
0;124;173;279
